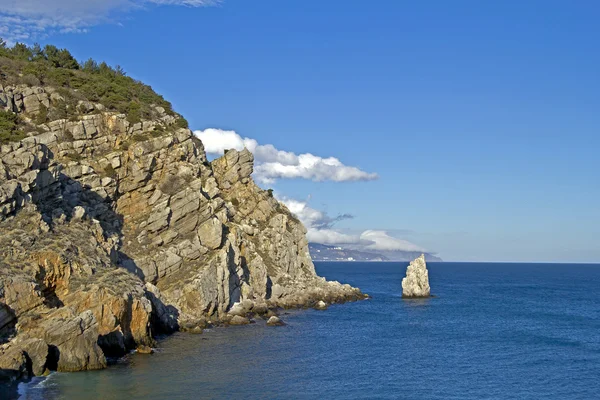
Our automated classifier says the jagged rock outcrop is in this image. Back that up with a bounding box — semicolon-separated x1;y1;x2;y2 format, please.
401;254;431;298
0;84;366;381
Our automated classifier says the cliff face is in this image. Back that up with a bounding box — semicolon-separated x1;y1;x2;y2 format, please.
0;84;365;381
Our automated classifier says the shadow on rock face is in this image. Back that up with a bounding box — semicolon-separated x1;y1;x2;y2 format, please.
45;345;60;372
0;375;19;400
0;304;17;344
28;170;151;282
143;289;180;335
33;173;124;238
0;152;180;371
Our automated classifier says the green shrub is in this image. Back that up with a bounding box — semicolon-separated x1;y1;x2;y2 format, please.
103;164;117;178
174;117;189;129
127;101;142;124
20;74;40;86
46;68;73;87
21;60;47;79
63;130;74;141
132;133;146;142
48;100;68;120
35;104;48;125
0;110;24;143
64;152;82;161
160;176;185;196
77;104;89;114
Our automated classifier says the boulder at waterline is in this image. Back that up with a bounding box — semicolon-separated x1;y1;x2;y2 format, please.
266;316;285;326
229;316;250;325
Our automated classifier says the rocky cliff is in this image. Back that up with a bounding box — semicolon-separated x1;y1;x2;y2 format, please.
0;83;365;383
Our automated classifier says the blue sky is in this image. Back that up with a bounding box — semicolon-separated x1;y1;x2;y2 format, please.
2;0;599;262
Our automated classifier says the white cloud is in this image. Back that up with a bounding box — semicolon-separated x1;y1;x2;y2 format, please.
279;197;427;253
195;128;378;184
279;197;360;245
360;230;426;252
306;229;361;245
198;128;249;154
0;0;218;42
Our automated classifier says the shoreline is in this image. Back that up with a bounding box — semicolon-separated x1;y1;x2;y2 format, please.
12;298;367;399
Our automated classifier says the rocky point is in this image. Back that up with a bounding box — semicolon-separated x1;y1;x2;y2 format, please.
0;83;366;383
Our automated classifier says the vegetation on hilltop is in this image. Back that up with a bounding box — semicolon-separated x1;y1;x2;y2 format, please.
0;38;188;131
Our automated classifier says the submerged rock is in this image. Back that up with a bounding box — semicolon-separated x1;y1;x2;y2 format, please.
266;316;285;326
252;303;269;315
314;301;328;310
401;254;431;298
136;345;154;354
229;316;250;325
228;302;248;317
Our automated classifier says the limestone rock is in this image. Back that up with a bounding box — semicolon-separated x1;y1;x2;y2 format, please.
136;345;154;354
72;206;86;220
229;315;250;325
228;302;247;317
0;344;29;382
16;338;49;376
314;300;328;310
251;303;268;315
197;217;223;250
401;254;431;298
266;316;285;326
34;309;107;372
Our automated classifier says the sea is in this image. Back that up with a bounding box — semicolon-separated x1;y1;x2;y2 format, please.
13;261;600;399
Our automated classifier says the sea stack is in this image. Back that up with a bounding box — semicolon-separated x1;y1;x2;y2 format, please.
401;254;431;298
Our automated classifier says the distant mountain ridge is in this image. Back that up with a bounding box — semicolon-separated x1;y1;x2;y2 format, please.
309;243;443;262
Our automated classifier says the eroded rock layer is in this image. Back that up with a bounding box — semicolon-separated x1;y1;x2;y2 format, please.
0;84;365;382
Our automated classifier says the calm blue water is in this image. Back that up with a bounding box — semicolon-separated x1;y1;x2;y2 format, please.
16;262;600;399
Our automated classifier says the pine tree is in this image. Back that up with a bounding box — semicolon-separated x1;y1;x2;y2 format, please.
43;45;79;69
31;43;45;62
10;43;32;61
82;58;99;73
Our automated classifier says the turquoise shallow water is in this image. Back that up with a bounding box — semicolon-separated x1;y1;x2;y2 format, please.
14;262;600;399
